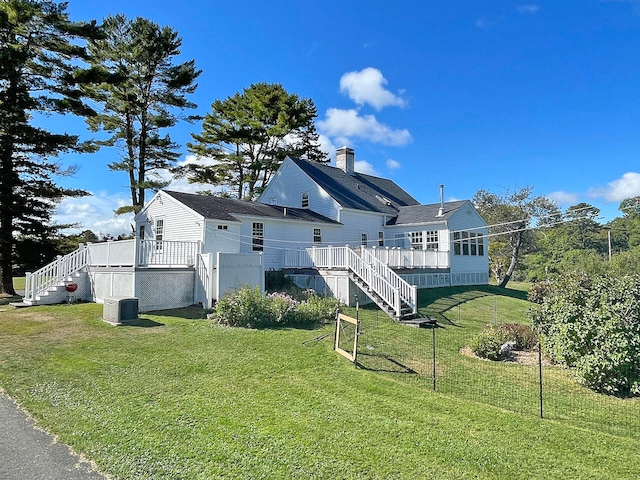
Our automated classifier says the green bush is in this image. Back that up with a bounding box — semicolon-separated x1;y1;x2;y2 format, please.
212;286;340;328
527;280;552;305
469;326;507;360
530;273;640;396
498;323;538;350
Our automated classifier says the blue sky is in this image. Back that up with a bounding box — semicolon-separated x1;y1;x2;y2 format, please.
51;0;640;235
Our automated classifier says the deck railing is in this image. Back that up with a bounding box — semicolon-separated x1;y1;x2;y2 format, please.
363;247;449;268
284;245;417;318
284;246;448;269
24;244;90;301
137;240;201;267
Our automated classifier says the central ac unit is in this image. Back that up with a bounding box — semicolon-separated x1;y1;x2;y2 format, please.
103;296;139;325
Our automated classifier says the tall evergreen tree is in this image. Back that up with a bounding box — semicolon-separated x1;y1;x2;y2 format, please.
83;14;201;214
184;82;328;200
0;0;102;295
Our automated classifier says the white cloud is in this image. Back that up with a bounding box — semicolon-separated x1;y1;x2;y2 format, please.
476;16;504;29
355;160;381;176
386;159;401;170
54;192;134;237
339;68;406;110
317;108;412;146
589;172;640;202
318;134;338;162
152;155;222;194
517;5;540;14
546;191;578;206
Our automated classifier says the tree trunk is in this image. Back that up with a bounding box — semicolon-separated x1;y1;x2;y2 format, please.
499;230;524;288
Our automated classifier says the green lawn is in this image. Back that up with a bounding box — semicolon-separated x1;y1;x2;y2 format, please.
13;276;26;291
0;289;638;479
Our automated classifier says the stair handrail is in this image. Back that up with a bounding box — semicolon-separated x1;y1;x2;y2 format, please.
361;248;418;315
24;244;89;301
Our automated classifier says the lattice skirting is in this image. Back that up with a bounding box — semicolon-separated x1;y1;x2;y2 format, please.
137;270;194;311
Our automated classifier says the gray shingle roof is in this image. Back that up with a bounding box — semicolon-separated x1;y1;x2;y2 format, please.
164;191;341;224
386;201;470;225
290;157;419;214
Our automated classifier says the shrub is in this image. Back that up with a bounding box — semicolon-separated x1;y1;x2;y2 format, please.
530;273;640;396
212;286;340;328
527;280;553;305
213;286;273;328
498;324;538;350
295;290;340;325
469;326;507;360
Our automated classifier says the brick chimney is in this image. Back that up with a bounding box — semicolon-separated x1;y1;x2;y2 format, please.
336;146;355;175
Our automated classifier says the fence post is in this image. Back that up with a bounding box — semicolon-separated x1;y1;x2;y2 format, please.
432;325;437;391
394;286;401;317
538;340;544;418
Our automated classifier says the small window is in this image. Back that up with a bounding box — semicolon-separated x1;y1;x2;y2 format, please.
155;219;164;250
477;234;485;256
470;233;477;255
453;232;461;255
139;225;145;240
410;231;423;250
361;233;368;246
301;192;309;208
462;232;469;255
378;231;384;247
425;231;438;251
269;197;277;205
252;222;264;251
394;234;405;248
217;224;228;230
313;228;322;244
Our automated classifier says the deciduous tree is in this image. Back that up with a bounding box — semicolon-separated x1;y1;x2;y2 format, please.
473;187;558;288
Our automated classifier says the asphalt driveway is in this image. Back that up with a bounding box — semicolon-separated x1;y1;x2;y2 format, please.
0;392;106;480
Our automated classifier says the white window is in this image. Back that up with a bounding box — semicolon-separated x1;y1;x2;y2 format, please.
313;228;322;244
269;197;277;205
252;222;264;251
425;231;439;251
394;234;405;248
139;225;145;240
378;231;384;247
217;224;228;230
470;233;477;255
155;219;164;250
453;232;461;255
462;232;469;255
477;234;485;256
361;233;368;246
410;231;423;249
301;192;309;208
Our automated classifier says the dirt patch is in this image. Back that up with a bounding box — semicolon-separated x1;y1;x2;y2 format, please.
460;346;553;365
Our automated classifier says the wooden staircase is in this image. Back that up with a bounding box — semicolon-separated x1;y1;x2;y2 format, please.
345;246;417;321
23;246;90;306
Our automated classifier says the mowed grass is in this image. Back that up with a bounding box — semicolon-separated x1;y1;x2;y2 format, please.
0;293;639;479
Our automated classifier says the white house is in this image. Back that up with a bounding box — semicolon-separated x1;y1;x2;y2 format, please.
22;147;489;319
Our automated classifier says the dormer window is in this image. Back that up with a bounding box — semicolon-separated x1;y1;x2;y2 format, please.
301;192;309;208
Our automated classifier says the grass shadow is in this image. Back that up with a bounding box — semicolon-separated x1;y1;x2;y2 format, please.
130;318;165;328
147;305;210;320
0;295;22;306
356;352;419;374
417;284;529;326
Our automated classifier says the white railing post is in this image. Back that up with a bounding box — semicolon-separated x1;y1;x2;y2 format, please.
411;285;418;315
394;287;401;317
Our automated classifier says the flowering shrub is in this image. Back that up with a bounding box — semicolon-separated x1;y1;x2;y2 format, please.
213;286;340;328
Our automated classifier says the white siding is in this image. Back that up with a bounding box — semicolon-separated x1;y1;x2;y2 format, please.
258;157;341;221
136;191;203;244
448;201;489;278
383;224;449;251
202;219;241;255
338;209;388;247
235;215;343;270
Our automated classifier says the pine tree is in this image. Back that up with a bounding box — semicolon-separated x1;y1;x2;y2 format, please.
184;83;327;200
83;14;201;214
0;0;103;295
